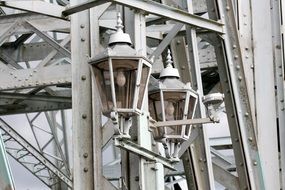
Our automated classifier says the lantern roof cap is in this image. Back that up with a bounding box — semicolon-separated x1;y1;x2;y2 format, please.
202;93;224;106
108;12;132;46
159;49;180;79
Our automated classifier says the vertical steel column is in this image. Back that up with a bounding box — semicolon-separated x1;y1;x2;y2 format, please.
185;1;215;189
71;0;94;189
124;6;164;190
238;0;256;126
277;0;285;188
251;0;280;189
166;0;215;189
206;0;266;189
156;1;214;189
89;4;107;190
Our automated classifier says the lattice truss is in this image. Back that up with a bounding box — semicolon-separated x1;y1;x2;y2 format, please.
0;111;72;188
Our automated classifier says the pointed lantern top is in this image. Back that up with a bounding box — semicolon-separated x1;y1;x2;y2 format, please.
159;49;180;79
108;12;132;46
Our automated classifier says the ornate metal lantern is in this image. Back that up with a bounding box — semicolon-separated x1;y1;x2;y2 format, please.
203;93;224;122
149;50;198;161
89;13;152;138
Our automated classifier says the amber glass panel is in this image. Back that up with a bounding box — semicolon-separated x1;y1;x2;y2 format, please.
163;91;187;139
93;65;114;116
113;69;136;109
137;64;150;109
185;95;198;137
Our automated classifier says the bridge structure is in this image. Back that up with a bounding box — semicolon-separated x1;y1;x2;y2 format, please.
0;0;283;190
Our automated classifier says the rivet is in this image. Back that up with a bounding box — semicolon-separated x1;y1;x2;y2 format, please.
234;55;238;59
238;76;242;81
80;24;85;28
245;112;249;117
82;114;87;119
226;6;230;11
234;138;239;142
83;167;88;172
248;137;253;142
81;75;86;80
135;176;139;181
233;45;237;49
176;40;181;44
200;168;204;172
240;162;244;166
81;38;85;42
83;153;88;158
253;161;257;166
236;65;240;70
231;114;234;118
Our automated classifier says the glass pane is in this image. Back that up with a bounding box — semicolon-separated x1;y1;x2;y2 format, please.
137;64;150;109
149;99;165;140
93;66;113;116
185;95;198;137
112;59;138;110
163;91;187;139
149;99;162;121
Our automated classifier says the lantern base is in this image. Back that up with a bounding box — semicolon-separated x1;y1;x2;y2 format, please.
114;133;131;140
169;157;180;163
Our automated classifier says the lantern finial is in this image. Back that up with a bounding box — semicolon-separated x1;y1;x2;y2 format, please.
166;49;173;67
108;12;132;46
159;49;180;78
116;12;124;32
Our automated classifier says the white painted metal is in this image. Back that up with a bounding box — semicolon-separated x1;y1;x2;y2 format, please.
251;0;280;189
0;0;283;189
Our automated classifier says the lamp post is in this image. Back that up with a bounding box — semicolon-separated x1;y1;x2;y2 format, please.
149;50;199;161
89;13;152;139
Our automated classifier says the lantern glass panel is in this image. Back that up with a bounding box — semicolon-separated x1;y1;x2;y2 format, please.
112;59;138;110
137;63;151;109
184;95;197;137
93;61;113;114
149;100;165;140
162;92;186;138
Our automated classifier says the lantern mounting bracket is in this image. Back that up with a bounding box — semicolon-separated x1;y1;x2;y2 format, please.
114;137;177;171
152;117;216;128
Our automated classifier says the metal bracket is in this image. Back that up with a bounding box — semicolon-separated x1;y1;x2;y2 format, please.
153;117;215;128
114;137;177;171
